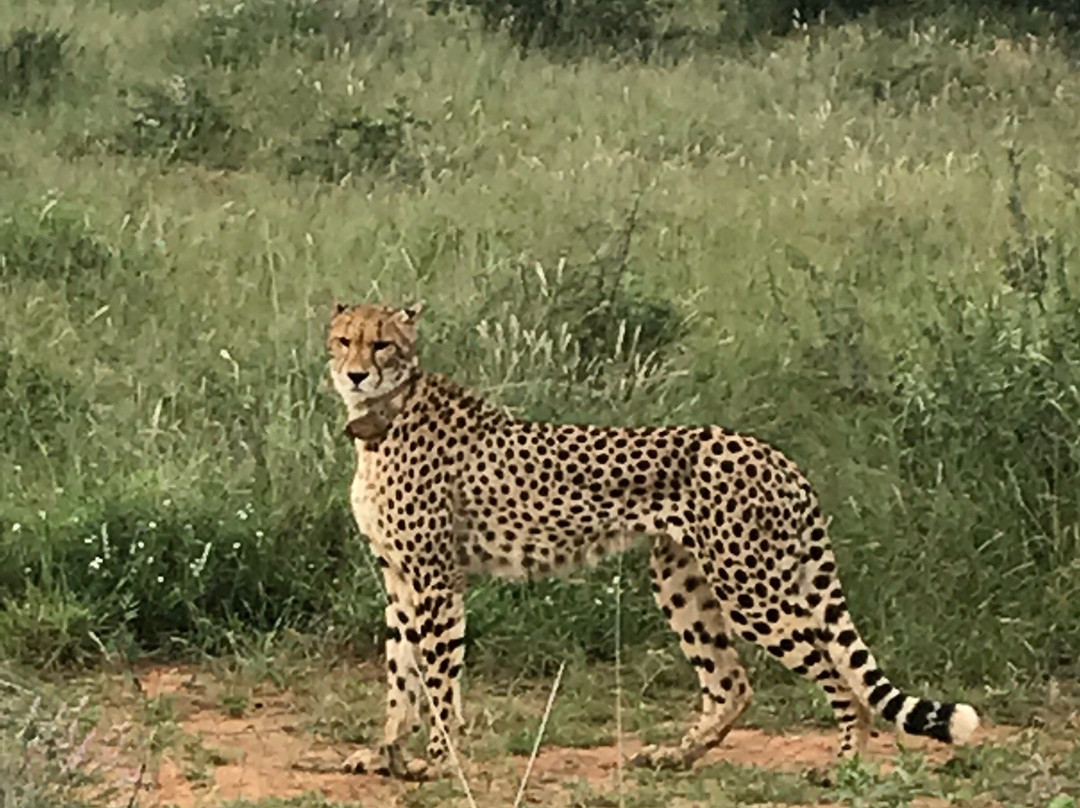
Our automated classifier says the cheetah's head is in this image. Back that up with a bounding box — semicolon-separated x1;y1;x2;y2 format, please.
326;301;425;410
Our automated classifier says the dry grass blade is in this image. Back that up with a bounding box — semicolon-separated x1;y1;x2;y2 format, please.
512;659;567;808
614;540;626;808
412;650;479;808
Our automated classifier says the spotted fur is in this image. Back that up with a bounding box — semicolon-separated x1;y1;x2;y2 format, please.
327;302;978;778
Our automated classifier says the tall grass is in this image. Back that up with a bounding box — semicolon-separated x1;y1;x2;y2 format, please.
0;0;1078;701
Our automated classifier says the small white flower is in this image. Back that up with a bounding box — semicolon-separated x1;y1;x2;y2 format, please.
84;537;94;545
146;556;154;565
232;542;241;550
254;530;264;539
148;521;157;530
136;540;145;550
163;498;172;507
11;523;20;533
156;575;164;584
237;510;248;521
89;557;103;571
37;510;47;520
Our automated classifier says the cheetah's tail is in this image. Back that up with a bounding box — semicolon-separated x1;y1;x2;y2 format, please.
822;611;978;744
802;544;978;745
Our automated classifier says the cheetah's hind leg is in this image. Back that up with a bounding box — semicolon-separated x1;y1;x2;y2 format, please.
630;534;753;771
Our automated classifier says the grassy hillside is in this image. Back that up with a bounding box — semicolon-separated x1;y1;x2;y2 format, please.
1;0;1078;704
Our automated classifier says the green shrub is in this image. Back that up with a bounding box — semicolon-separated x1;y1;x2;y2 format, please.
111;75;251;170
175;0;392;69
428;0;669;55
0;352;90;461
0;27;68;106
0;206;112;284
769;160;1080;681
887;232;1080;675
285;99;429;184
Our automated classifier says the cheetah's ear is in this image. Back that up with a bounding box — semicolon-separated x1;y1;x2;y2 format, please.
399;301;425;323
331;299;350;318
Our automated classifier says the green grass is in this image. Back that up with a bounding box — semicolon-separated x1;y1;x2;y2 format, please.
1;0;1079;741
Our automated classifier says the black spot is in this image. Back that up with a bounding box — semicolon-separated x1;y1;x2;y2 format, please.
924;703;955;742
850;649;869;668
824;602;847;623
881;693;907;722
835;630;858;646
902;699;935;735
868;683;892;705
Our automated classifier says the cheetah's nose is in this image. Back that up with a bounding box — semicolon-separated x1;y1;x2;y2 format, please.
347;371;369;385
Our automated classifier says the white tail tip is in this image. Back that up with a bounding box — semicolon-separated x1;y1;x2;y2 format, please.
949;703;979;744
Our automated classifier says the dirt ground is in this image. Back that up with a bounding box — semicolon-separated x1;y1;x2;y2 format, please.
81;665;1019;808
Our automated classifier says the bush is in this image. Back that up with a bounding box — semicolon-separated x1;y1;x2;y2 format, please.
111;75;251;170
428;0;670;56
284;99;429;184
769;158;1080;681
0;351;90;461
0;206;112;284
175;0;393;69
0;27;68;106
441;207;693;417
887;228;1080;675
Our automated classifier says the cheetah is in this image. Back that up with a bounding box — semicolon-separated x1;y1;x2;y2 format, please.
326;300;979;779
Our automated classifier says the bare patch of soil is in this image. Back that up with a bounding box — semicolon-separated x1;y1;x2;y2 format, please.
95;665;1014;808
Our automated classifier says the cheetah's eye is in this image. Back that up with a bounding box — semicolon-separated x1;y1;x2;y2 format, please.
338;337;351;348
372;340;392;352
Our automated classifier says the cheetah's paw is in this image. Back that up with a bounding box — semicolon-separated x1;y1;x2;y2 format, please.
342;747;433;780
628;743;693;771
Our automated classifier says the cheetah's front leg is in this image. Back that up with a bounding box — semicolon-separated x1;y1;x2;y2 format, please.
416;579;467;769
343;566;429;780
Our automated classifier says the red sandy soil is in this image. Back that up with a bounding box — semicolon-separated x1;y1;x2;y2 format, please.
91;666;1014;808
